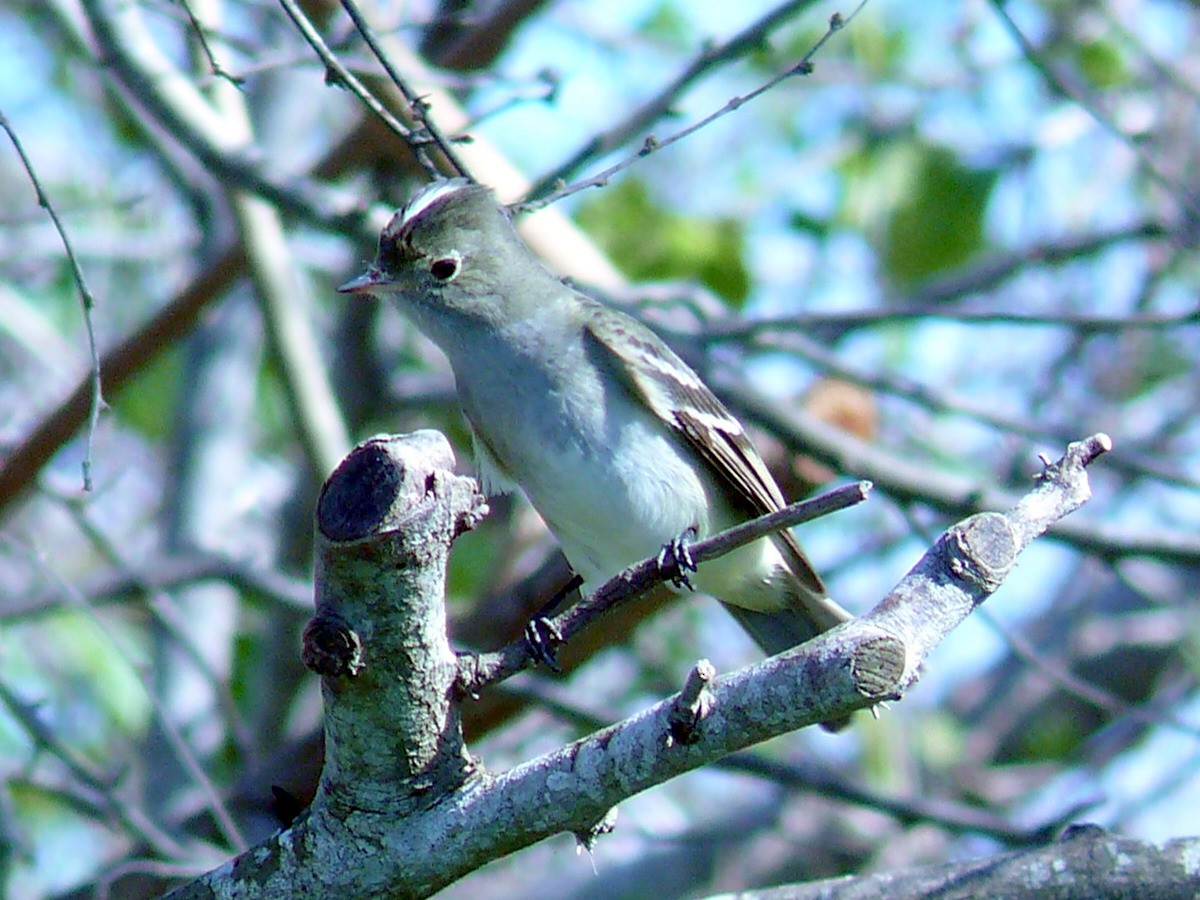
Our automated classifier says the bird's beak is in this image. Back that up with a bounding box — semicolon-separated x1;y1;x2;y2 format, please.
337;269;383;294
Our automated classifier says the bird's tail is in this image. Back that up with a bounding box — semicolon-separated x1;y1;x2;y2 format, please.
720;597;848;658
720;584;855;732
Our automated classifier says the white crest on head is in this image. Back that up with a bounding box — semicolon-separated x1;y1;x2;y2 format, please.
399;178;474;229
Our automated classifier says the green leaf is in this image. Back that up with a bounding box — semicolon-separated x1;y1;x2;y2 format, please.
840;140;997;289
1075;38;1128;90
636;1;692;50
1094;333;1190;401
109;345;181;439
997;701;1090;762
577;178;750;305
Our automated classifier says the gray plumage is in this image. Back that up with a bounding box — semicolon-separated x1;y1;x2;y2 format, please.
340;178;852;660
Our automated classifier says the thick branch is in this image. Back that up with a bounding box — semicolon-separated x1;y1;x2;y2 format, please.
749;827;1200;899
303;432;485;814
172;433;1107;897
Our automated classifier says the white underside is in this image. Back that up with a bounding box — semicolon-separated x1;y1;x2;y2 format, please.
470;400;789;612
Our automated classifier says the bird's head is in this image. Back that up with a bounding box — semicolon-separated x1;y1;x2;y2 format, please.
339;179;518;318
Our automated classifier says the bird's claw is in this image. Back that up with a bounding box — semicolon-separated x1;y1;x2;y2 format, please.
658;527;699;591
524;617;564;673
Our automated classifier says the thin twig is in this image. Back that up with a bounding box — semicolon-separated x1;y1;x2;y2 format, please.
277;0;419;156
685;480;873;568
520;4;870;211
525;0;829;203
0;244;245;518
0;108;105;492
988;0;1200;219
461;480;872;691
175;0;245;85
338;0;472;178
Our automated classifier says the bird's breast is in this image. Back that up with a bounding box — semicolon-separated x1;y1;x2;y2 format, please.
456;352;711;585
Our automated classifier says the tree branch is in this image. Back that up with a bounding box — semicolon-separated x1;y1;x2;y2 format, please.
170;432;1108;897
728;384;1200;563
525;0;830;203
749;827;1200;898
458;480;873;692
0;108;105;492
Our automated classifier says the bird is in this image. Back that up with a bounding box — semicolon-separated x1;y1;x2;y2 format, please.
339;178;853;664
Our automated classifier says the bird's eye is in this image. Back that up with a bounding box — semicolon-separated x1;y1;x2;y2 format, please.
430;256;460;282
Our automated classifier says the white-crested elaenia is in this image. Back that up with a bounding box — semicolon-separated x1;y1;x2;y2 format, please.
340;179;852;663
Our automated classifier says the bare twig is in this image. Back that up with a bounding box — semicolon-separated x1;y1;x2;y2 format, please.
338;0;472;178
520;4;870;211
459;480;872;691
525;0;835;204
175;0;245;85
0;109;105;492
276;0;422;160
0;245;245;518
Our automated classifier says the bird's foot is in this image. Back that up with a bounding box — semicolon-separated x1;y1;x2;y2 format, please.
520;572;582;672
523;617;564;673
657;526;699;591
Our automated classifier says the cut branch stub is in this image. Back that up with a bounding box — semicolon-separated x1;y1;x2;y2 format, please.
942;512;1018;596
310;431;484;814
302;613;364;678
316;439;405;542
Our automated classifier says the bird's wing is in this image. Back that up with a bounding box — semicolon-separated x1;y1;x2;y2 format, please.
581;301;827;598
